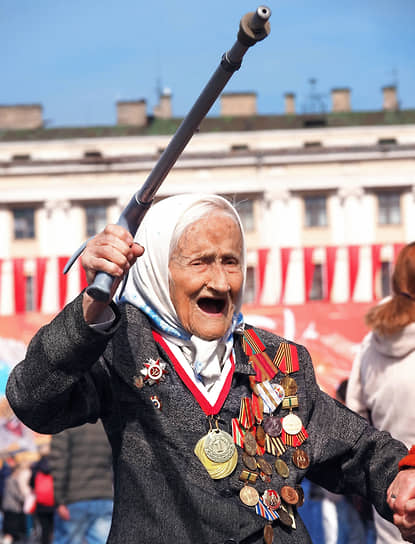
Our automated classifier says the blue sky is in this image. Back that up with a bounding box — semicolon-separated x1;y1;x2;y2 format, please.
2;0;414;127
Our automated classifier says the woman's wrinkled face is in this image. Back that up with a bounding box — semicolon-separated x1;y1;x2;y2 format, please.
169;213;244;340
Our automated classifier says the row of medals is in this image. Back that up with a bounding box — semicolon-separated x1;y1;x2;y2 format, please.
194;373;310;540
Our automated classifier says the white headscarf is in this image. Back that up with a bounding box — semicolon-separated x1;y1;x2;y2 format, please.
118;193;246;388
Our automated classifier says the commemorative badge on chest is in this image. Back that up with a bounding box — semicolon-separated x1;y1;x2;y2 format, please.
140;358;168;385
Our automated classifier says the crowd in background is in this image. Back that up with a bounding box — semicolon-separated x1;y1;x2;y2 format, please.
0;421;113;544
2;241;415;543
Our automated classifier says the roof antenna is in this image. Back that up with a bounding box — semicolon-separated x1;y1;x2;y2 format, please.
303;78;326;113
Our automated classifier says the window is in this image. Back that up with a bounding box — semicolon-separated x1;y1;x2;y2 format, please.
236;199;255;232
12;154;31;161
85;205;108;237
378;138;397;146
83;151;103;162
231;144;249;152
304;195;327;227
303;141;322;148
378;192;401;225
303;119;326;128
244;266;256;304
381;261;392;298
309;264;324;300
13;208;35;239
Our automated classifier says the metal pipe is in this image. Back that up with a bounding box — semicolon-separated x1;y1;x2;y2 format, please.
65;6;271;302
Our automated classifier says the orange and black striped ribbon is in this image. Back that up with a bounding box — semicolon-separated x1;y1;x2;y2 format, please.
272;342;299;375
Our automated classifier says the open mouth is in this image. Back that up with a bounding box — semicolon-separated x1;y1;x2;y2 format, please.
197;297;226;314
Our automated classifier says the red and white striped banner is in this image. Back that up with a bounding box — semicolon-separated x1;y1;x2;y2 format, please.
254;242;406;306
0;242;407;314
0;256;86;316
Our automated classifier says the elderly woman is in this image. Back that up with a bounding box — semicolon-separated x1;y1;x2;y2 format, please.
6;194;415;544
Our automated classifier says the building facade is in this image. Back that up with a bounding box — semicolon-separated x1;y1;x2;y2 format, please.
1;87;414;315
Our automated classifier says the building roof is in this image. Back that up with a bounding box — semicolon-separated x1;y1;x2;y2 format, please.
1;109;415;142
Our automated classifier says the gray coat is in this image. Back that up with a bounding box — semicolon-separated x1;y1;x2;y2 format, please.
6;294;407;544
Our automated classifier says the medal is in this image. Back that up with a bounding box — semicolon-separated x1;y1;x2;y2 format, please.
256;424;266;447
275;458;290;478
263;416;282;437
262;489;281;510
194;435;238;479
295;485;305;507
280;376;297;397
240;485;260;507
256;381;284;414
292;448;310;469
140;358;167;385
282;413;302;435
242;452;258;471
271;383;285;403
204;429;236;463
256;456;273;476
277;506;292;527
281;414;309;447
243;431;258;456
264;524;274;544
280;485;299;505
150;395;162;410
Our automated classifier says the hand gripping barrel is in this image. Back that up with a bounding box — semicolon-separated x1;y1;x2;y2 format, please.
64;6;271;302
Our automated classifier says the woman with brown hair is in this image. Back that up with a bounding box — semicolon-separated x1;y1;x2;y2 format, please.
347;242;415;543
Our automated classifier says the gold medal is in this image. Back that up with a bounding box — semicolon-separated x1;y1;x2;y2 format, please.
275;458;290;478
280;376;297;396
194;435;238;479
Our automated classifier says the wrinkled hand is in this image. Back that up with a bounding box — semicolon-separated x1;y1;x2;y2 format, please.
57;504;71;521
387;469;415;542
81;224;144;323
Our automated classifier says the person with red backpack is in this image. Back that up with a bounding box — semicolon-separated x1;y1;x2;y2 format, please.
30;446;55;544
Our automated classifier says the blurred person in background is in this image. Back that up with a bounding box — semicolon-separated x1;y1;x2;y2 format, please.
0;458;12;537
301;379;376;544
49;421;113;544
30;444;55;544
347;241;415;543
1;460;31;544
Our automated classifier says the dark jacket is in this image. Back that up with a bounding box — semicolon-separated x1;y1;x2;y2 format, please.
6;293;407;544
49;422;113;506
